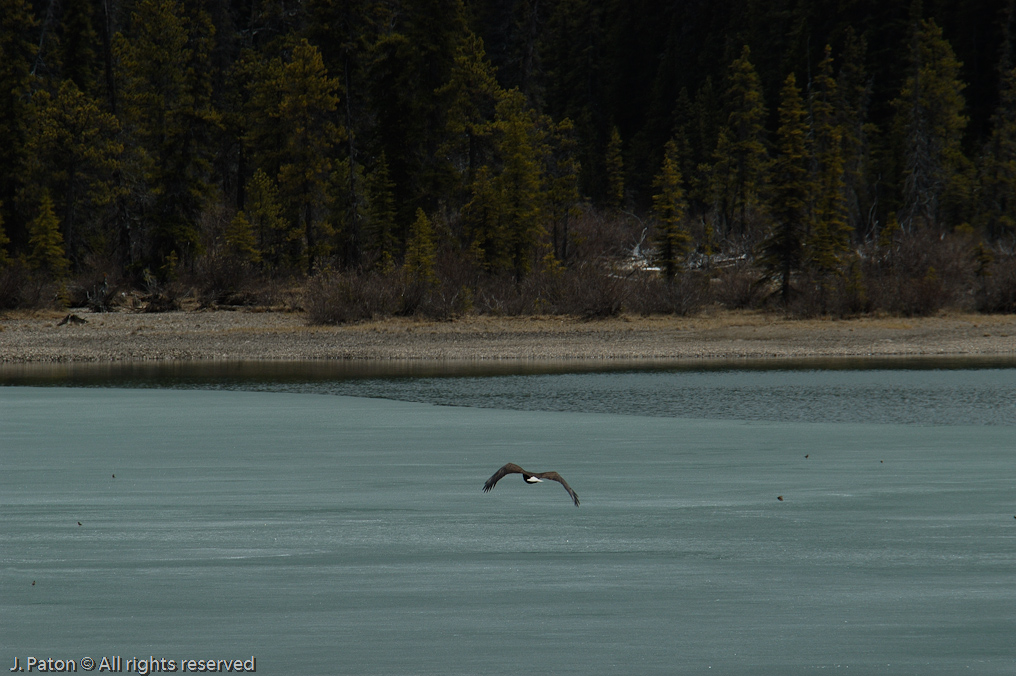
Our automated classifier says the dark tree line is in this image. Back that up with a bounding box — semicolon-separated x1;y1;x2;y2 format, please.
1;0;1015;317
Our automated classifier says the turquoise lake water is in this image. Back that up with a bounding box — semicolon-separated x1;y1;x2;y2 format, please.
2;362;1014;674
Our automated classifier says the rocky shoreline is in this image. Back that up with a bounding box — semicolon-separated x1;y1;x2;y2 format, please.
2;308;1015;364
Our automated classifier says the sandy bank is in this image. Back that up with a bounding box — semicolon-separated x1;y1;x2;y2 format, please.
2;308;1015;364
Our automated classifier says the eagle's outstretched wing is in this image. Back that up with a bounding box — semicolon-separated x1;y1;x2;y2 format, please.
482;463;524;493
537;471;580;507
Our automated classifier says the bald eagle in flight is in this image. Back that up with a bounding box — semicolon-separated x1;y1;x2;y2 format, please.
482;463;580;506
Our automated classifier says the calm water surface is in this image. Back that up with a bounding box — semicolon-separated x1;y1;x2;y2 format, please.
2;362;1015;674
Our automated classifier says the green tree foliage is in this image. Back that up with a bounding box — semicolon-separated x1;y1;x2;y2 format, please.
6;0;1016;314
893;18;972;230
364;153;398;273
115;0;220;270
23;81;122;266
435;32;502;199
807;45;851;284
651;138;691;280
834;28;875;239
462;89;545;277
604;126;625;210
245;169;290;269
711;46;769;239
247;39;344;273
404;208;438;286
760;73;809;303
0;0;36;247
27;192;70;278
978;67;1016;239
544;118;581;262
0;206;10;266
224;211;261;264
492;90;546;278
57;0;100;94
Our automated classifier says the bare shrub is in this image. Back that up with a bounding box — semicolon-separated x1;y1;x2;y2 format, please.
627;271;707;316
305;270;405;324
0;261;52;310
710;259;766;309
549;263;632;317
566;208;646;264
863;229;976;316
976;244;1016;313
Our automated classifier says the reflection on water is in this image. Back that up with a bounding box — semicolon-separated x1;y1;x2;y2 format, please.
3;356;1015;426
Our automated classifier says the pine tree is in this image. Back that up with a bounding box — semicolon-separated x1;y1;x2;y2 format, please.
58;0;100;95
760;73;809;303
979;67;1016;240
364;153;398;273
893;18;972;230
245;169;290;269
495;89;545;278
808;45;850;285
544;117;581;262
835;27;875;239
224;211;261;264
435;32;503;199
711;45;769;239
651;138;691;280
0;0;37;249
0;206;10;266
115;0;220;271
23;81;122;265
461;164;507;271
404;208;438;287
248;38;343;273
461;89;545;277
27;193;70;278
605;126;624;210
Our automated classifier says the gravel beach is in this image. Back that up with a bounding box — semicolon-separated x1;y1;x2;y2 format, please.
2;308;1015;363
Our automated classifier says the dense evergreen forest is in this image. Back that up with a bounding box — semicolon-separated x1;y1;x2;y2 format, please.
2;0;1016;319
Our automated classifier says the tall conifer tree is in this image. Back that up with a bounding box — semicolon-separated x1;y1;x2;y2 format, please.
760;73;809;303
651;138;691;280
808;45;850;283
605;126;625;210
711;45;769;239
893;18;972;230
979;67;1016;239
0;0;37;250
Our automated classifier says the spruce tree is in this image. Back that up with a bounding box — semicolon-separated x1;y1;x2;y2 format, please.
0;0;37;248
27;193;70;278
760;73;809;303
835;27;874;239
605;126;624;210
58;0;100;95
979;67;1016;240
893;18;972;230
224;211;261;264
404;208;438;287
651;138;691;280
494;89;545;279
245;169;290;269
808;45;850;286
23;81;122;265
248;39;343;273
0;206;10;266
544;117;581;262
115;0;220;270
711;45;769;239
436;32;503;198
364;153;398;273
